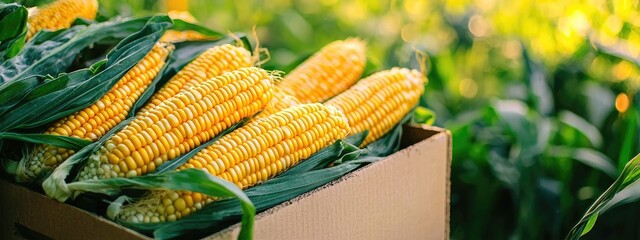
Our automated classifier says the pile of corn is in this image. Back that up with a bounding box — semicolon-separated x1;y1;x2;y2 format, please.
5;0;427;227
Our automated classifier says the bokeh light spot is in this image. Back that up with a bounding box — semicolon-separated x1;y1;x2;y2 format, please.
615;93;630;113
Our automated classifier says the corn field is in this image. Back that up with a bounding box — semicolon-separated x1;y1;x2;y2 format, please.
3;0;640;239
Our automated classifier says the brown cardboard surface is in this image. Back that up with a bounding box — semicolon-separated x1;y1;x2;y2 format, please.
0;125;450;240
209;125;451;240
0;179;147;240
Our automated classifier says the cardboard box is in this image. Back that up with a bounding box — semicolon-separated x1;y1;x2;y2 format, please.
0;125;451;240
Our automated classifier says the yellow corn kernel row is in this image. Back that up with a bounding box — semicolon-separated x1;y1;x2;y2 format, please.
277;38;366;104
26;0;99;40
139;44;252;113
76;67;274;180
325;68;426;147
117;103;350;223
17;42;173;182
159;10;210;43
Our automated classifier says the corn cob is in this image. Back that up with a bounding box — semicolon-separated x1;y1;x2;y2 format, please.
26;0;99;40
117;103;350;223
17;43;173;182
277;38;366;103
160;10;210;43
139;44;252;113
325;68;426;147
77;67;274;180
250;87;300;122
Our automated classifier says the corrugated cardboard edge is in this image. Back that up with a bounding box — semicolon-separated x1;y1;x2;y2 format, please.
208;125;451;240
0;179;148;240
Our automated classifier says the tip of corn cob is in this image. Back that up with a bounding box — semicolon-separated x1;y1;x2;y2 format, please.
325;67;426;147
277;37;367;104
27;0;99;40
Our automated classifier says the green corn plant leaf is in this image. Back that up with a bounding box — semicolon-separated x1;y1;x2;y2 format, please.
0;3;27;60
592;39;640;66
0;15;172;132
522;45;553;116
0;132;90;150
618;110;638;170
0;16;154;83
558;110;604;148
546;146;617;178
489;100;538;150
412;106;436;125
566;153;640;240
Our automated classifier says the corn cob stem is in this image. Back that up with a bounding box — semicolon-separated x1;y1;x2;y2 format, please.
26;0;99;40
277;38;366;103
325;67;426;146
76;67;274;181
139;44;252;113
16;42;173;182
117;103;350;223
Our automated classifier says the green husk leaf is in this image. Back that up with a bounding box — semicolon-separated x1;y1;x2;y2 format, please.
0;3;27;60
344;130;368;147
0;3;26;41
0;68;96;118
0;75;41;117
0;133;90;150
43;118;133;202
0;26;82;82
90;169;255;240
360;109;414;158
0;15;172;132
121;139;359;240
0;30;26;60
170;18;223;38
0;16;153;83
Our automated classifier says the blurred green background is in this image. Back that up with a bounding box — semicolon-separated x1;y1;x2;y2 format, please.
14;0;640;239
